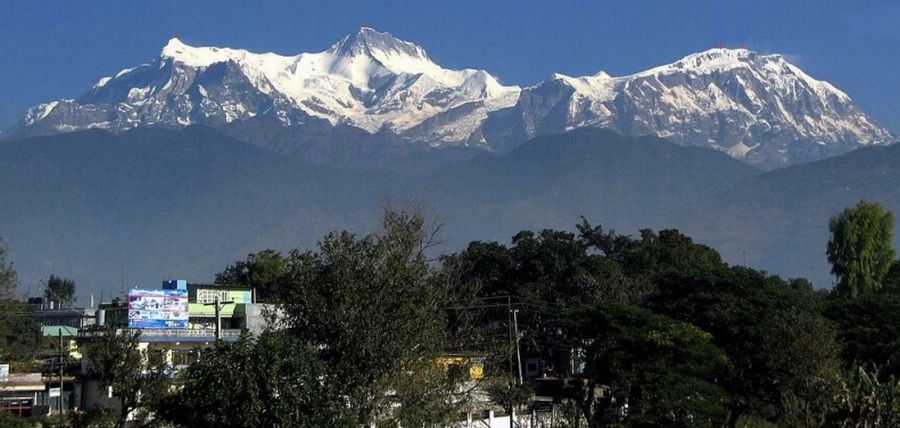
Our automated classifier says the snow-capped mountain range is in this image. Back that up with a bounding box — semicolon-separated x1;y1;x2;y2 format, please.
7;27;894;167
482;48;893;167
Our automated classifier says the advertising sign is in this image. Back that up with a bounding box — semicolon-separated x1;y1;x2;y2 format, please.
196;289;252;305
48;387;60;397
128;288;189;329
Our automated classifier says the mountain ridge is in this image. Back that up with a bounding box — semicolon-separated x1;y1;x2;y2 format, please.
0;126;761;299
484;48;893;168
5;28;894;168
672;140;900;286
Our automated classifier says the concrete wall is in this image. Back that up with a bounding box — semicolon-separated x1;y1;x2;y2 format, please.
243;303;282;336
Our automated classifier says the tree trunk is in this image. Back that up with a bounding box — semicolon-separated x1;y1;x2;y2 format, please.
118;397;128;428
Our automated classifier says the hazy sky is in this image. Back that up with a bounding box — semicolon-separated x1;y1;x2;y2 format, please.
1;0;898;132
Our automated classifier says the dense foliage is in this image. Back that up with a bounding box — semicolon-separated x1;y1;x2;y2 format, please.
183;203;900;426
9;199;900;426
0;236;40;365
157;333;348;428
44;274;76;308
827;201;895;298
214;249;287;302
83;327;168;428
156;209;462;427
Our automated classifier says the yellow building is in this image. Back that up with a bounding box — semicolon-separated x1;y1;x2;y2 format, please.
435;354;485;380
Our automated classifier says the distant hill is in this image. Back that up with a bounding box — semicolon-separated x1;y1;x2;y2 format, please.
0;127;763;300
674;142;900;287
0;126;395;299
411;128;760;243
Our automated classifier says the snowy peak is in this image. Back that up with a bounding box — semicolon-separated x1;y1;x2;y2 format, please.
650;48;797;76
644;48;851;101
660;48;760;72
484;47;894;167
328;27;428;61
9;37;893;168
10;27;520;146
160;37;262;68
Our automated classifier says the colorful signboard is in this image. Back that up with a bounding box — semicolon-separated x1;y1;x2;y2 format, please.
127;288;189;329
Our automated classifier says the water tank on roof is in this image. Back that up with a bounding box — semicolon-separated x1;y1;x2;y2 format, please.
162;279;188;291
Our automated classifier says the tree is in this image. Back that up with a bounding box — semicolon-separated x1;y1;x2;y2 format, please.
762;310;842;427
881;260;900;295
389;356;475;427
0;235;16;299
646;266;832;426
565;303;728;427
0;299;40;364
826;294;900;379
44;274;76;307
157;333;349;428
279;208;458;425
827;201;895;298
84;327;167;428
0;235;39;364
70;405;118;428
0;412;31;428
620;228;726;280
829;366;900;426
215;249;287;302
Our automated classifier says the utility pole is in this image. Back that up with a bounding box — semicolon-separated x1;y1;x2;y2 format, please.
204;295;234;341
214;296;221;341
507;297;514;428
58;327;64;419
513;309;523;385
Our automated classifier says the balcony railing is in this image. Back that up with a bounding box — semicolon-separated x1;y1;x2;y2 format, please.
79;328;242;341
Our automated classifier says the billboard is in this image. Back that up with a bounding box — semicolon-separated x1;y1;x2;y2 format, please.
128;288;189;329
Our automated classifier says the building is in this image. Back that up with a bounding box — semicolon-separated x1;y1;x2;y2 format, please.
0;368;44;417
77;280;277;413
30;297;97;338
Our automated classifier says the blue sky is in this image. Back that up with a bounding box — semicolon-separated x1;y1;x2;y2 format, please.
1;0;898;132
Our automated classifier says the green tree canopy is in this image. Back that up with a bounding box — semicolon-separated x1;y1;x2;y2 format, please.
44;274;76;307
0;299;40;364
215;249;287;302
84;327;167;428
0;235;39;364
278;208;457;426
646;267;834;425
827;200;896;298
158;333;349;428
0;235;16;299
827;294;900;379
566;303;728;427
762;310;842;427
